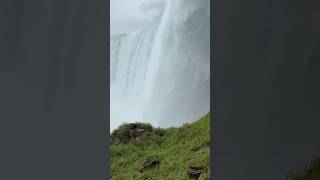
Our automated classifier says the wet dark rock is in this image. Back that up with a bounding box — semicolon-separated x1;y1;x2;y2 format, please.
187;166;207;179
139;160;160;173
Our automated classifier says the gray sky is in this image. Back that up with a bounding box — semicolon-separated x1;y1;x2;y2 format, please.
110;0;166;36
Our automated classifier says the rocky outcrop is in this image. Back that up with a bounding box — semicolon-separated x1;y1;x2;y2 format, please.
128;123;149;140
110;123;153;145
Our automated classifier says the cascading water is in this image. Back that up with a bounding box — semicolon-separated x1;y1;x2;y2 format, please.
110;0;210;131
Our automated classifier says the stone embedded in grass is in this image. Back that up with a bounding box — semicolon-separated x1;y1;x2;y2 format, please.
187;166;208;179
139;160;161;173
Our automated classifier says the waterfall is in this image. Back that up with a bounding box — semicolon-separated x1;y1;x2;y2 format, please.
110;0;210;131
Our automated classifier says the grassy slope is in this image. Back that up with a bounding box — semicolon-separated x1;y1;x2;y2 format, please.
292;157;320;180
110;112;210;180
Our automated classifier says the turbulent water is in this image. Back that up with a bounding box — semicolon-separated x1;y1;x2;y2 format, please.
110;0;210;131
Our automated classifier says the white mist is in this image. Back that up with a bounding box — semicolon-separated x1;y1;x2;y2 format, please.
110;0;210;131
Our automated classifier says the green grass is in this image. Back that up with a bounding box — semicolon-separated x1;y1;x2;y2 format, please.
110;112;210;180
292;156;320;180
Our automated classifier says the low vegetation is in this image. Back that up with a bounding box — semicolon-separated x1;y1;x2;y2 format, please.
110;112;210;180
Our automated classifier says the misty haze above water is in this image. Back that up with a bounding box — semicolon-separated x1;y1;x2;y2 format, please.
110;0;210;131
